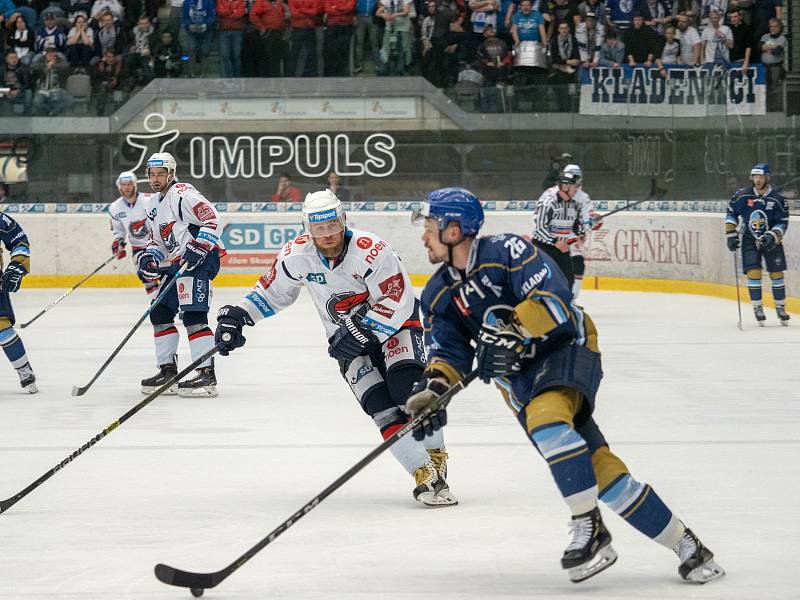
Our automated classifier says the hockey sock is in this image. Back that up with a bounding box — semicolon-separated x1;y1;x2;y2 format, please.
421;427;445;451
531;423;598;515
186;323;214;368
599;474;683;548
0;326;31;370
572;276;583;299
769;272;786;304
746;268;762;305
154;323;179;366
382;419;432;475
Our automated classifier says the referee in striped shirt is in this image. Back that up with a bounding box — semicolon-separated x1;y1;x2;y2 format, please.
531;169;584;287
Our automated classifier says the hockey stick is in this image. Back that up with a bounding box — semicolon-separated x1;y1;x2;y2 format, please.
0;344;221;514
20;255;117;329
155;369;480;597
733;250;743;331
71;263;188;397
594;198;646;223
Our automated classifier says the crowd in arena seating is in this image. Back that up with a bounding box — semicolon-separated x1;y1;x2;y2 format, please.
0;0;788;115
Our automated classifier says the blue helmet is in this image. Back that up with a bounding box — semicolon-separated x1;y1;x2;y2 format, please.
414;187;485;237
750;163;770;178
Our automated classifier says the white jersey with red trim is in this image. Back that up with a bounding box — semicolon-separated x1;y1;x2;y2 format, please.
239;228;418;343
108;193;155;250
145;181;224;265
570;188;595;257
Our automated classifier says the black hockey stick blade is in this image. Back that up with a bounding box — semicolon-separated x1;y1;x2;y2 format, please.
154;370;479;593
0;345;220;514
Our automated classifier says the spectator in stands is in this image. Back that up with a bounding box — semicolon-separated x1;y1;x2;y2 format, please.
35;13;67;56
216;0;245;77
31;44;70;115
8;13;35;65
272;172;302;201
575;11;603;67
699;0;728;30
122;14;156;88
124;0;160;28
543;0;577;38
655;24;681;73
469;0;500;55
477;23;510;85
65;12;95;72
91;0;126;22
289;0;321;77
422;0;458;87
248;0;286;77
61;0;92;20
700;7;731;65
327;170;350;201
576;0;607;29
510;0;547;104
92;47;121;114
751;0;780;60
641;0;672;35
511;0;546;46
728;8;752;70
606;0;637;32
675;12;701;65
153;28;184;77
548;20;579;111
353;0;379;74
376;0;412;76
324;0;355;76
624;12;657;66
597;28;624;68
760;16;785;111
1;50;33;115
421;0;436;78
183;0;216;76
94;10;124;61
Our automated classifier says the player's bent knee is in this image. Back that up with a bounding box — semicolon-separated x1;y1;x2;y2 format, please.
182;311;208;328
385;362;424;407
149;303;175;325
524;387;582;435
746;268;762;280
769;271;784;280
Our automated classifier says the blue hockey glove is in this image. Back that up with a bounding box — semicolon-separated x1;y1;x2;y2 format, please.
475;322;525;383
136;250;160;281
726;233;740;252
0;262;27;293
759;231;778;251
215;305;255;356
183;239;210;272
406;375;450;441
328;315;378;362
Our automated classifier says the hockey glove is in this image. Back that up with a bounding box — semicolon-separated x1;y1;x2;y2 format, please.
215;305;255;356
112;238;127;260
406;374;450;441
136;250;161;282
726;233;740;252
0;261;27;293
328;315;378;362
475;322;525;383
759;231;778;251
183;239;211;272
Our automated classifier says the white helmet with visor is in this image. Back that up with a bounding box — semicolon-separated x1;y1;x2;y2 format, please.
302;190;346;238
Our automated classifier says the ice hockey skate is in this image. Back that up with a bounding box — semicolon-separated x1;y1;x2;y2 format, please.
412;461;457;507
776;306;790;326
673;527;725;584
561;507;617;583
753;305;766;326
141;357;178;395
17;362;37;394
177;365;218;398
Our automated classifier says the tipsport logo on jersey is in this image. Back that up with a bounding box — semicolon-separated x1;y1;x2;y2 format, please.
220;222;304;268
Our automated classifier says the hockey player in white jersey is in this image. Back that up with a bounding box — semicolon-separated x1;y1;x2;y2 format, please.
108;171;158;294
562;164;599;299
136;152;224;397
214;190;457;507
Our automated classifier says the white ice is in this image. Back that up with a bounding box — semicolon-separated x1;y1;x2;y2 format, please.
1;287;798;600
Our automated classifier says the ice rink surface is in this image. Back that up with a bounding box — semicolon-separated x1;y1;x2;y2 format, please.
1;287;798;600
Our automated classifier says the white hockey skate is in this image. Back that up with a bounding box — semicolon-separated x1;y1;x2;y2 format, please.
412;462;458;507
562;507;618;583
674;527;725;584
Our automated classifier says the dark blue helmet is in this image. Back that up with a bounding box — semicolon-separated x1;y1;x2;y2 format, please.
414;187;485;237
750;163;770;177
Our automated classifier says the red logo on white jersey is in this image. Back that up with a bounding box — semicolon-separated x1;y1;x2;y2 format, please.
365;241;387;265
378;273;404;303
294;234;309;245
356;236;372;249
372;303;395;319
387;337;399;349
178;282;185;294
192;201;215;222
259;263;277;289
129;218;148;238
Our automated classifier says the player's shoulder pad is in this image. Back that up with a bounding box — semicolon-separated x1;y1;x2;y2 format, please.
172;182;197;196
277;233;314;261
766;188;786;202
421;264;451;313
0;211;17;232
731;186;751;201
474;232;533;263
347;228;394;263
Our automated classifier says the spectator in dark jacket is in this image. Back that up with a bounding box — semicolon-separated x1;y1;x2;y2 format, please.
324;0;355;75
8;13;36;65
152;28;184;77
93;10;124;59
249;0;287;76
0;49;33;115
728;8;752;69
92;47;121;115
122;14;157;89
548;20;579;112
217;0;246;77
31;45;70;115
183;0;216;76
624;12;657;65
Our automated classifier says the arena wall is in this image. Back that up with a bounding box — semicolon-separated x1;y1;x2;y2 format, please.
11;210;799;313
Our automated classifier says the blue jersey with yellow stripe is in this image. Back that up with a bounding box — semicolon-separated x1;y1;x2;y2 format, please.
0;211;31;273
421;233;585;383
725;186;789;242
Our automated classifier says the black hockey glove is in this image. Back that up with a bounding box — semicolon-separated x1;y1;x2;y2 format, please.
328;315;378;362
112;238;127;259
136;250;160;281
0;261;27;293
406;374;450;441
215;305;255;356
475;322;525;383
759;231;778;251
725;233;740;252
183;239;211;272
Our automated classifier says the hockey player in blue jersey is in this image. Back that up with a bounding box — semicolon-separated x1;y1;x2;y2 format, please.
725;163;790;326
406;187;725;584
0;211;37;393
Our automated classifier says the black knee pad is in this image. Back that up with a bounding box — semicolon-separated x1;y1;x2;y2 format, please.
385;362;424;407
361;384;407;434
572;255;586;277
150;303;176;326
182;311;209;328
